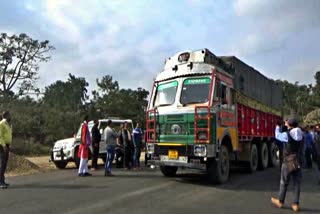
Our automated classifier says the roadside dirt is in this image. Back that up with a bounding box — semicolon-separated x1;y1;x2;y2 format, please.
6;152;147;177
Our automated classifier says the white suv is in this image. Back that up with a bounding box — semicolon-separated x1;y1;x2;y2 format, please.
50;118;133;169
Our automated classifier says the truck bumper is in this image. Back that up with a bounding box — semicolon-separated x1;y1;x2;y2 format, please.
148;159;206;170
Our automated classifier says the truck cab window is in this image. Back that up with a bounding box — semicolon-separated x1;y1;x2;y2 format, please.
216;82;227;104
154;81;178;107
180;77;211;105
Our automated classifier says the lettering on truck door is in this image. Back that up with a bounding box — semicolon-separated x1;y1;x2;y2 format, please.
216;75;238;151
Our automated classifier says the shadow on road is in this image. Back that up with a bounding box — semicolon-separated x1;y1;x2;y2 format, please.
10;183;109;190
281;206;320;213
174;167;320;193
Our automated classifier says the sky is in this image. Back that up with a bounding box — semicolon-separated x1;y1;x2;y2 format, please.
1;0;319;93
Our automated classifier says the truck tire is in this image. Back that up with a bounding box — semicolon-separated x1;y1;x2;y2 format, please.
248;144;258;173
160;165;178;177
207;145;230;184
74;147;80;168
258;142;269;170
268;142;278;167
54;161;68;169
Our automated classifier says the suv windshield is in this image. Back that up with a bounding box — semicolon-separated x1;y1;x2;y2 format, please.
180;78;211;105
154;81;178;107
76;121;133;139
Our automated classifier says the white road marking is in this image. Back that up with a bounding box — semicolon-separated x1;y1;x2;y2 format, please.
64;181;175;214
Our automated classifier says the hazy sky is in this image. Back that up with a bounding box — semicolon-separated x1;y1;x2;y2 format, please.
1;0;319;93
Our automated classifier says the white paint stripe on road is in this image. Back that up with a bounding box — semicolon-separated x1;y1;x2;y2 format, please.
63;181;175;214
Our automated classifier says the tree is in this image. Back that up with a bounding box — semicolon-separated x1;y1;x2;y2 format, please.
304;108;320;125
93;75;149;127
41;74;89;140
0;33;54;97
96;75;119;94
42;73;88;110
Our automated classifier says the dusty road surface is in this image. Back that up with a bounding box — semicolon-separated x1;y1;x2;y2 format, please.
0;165;319;214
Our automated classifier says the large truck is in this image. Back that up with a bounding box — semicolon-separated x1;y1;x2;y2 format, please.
145;48;282;184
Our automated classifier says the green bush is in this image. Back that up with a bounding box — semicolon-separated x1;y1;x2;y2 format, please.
11;139;51;156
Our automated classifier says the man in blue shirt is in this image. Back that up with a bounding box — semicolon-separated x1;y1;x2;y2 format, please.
132;122;143;170
271;119;303;212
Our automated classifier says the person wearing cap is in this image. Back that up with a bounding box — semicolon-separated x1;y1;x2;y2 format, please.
118;122;133;170
0;111;12;189
271;118;303;212
104;119;118;176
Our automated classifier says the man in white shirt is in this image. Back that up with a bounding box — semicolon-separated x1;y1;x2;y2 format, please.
271;118;303;212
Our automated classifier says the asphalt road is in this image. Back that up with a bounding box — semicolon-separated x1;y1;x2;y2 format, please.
0;165;320;214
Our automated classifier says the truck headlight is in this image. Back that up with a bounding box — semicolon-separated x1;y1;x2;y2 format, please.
147;143;155;154
194;145;207;157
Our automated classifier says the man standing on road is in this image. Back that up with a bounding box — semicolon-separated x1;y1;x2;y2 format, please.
119;122;133;170
271;119;303;212
91;120;101;170
104;119;118;176
132;122;143;170
78;115;92;177
0;111;12;189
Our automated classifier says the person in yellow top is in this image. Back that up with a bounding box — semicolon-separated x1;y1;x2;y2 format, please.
0;111;12;189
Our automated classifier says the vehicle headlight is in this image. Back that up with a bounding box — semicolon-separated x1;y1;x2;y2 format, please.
54;143;61;150
194;145;207;157
147;143;155;154
66;143;74;149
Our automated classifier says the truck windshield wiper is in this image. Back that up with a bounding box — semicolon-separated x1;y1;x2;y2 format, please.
157;103;172;107
182;101;203;106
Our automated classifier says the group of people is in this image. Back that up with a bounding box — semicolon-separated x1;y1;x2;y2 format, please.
77;116;143;177
271;118;320;212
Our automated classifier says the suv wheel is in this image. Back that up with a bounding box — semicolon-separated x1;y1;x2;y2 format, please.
54;161;68;169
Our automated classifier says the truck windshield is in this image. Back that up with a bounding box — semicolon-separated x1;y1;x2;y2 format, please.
154;81;178;107
180;78;211;105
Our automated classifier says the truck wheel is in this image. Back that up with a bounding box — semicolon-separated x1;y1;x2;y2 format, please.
268;142;278;167
207;145;230;184
248;144;258;173
74;147;80;168
160;165;178;177
54;161;68;169
258;142;269;170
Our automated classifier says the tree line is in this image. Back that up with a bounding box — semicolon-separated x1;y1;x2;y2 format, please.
1;33;320;151
0;33;149;153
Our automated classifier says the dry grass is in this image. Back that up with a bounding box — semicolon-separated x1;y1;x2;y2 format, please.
6;153;42;177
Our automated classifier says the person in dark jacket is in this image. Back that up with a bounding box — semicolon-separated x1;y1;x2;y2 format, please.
304;128;314;169
91;120;101;170
132;122;143;170
271;119;303;212
314;129;320;184
118;122;133;170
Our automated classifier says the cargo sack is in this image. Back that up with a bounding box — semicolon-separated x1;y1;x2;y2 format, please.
285;154;300;173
